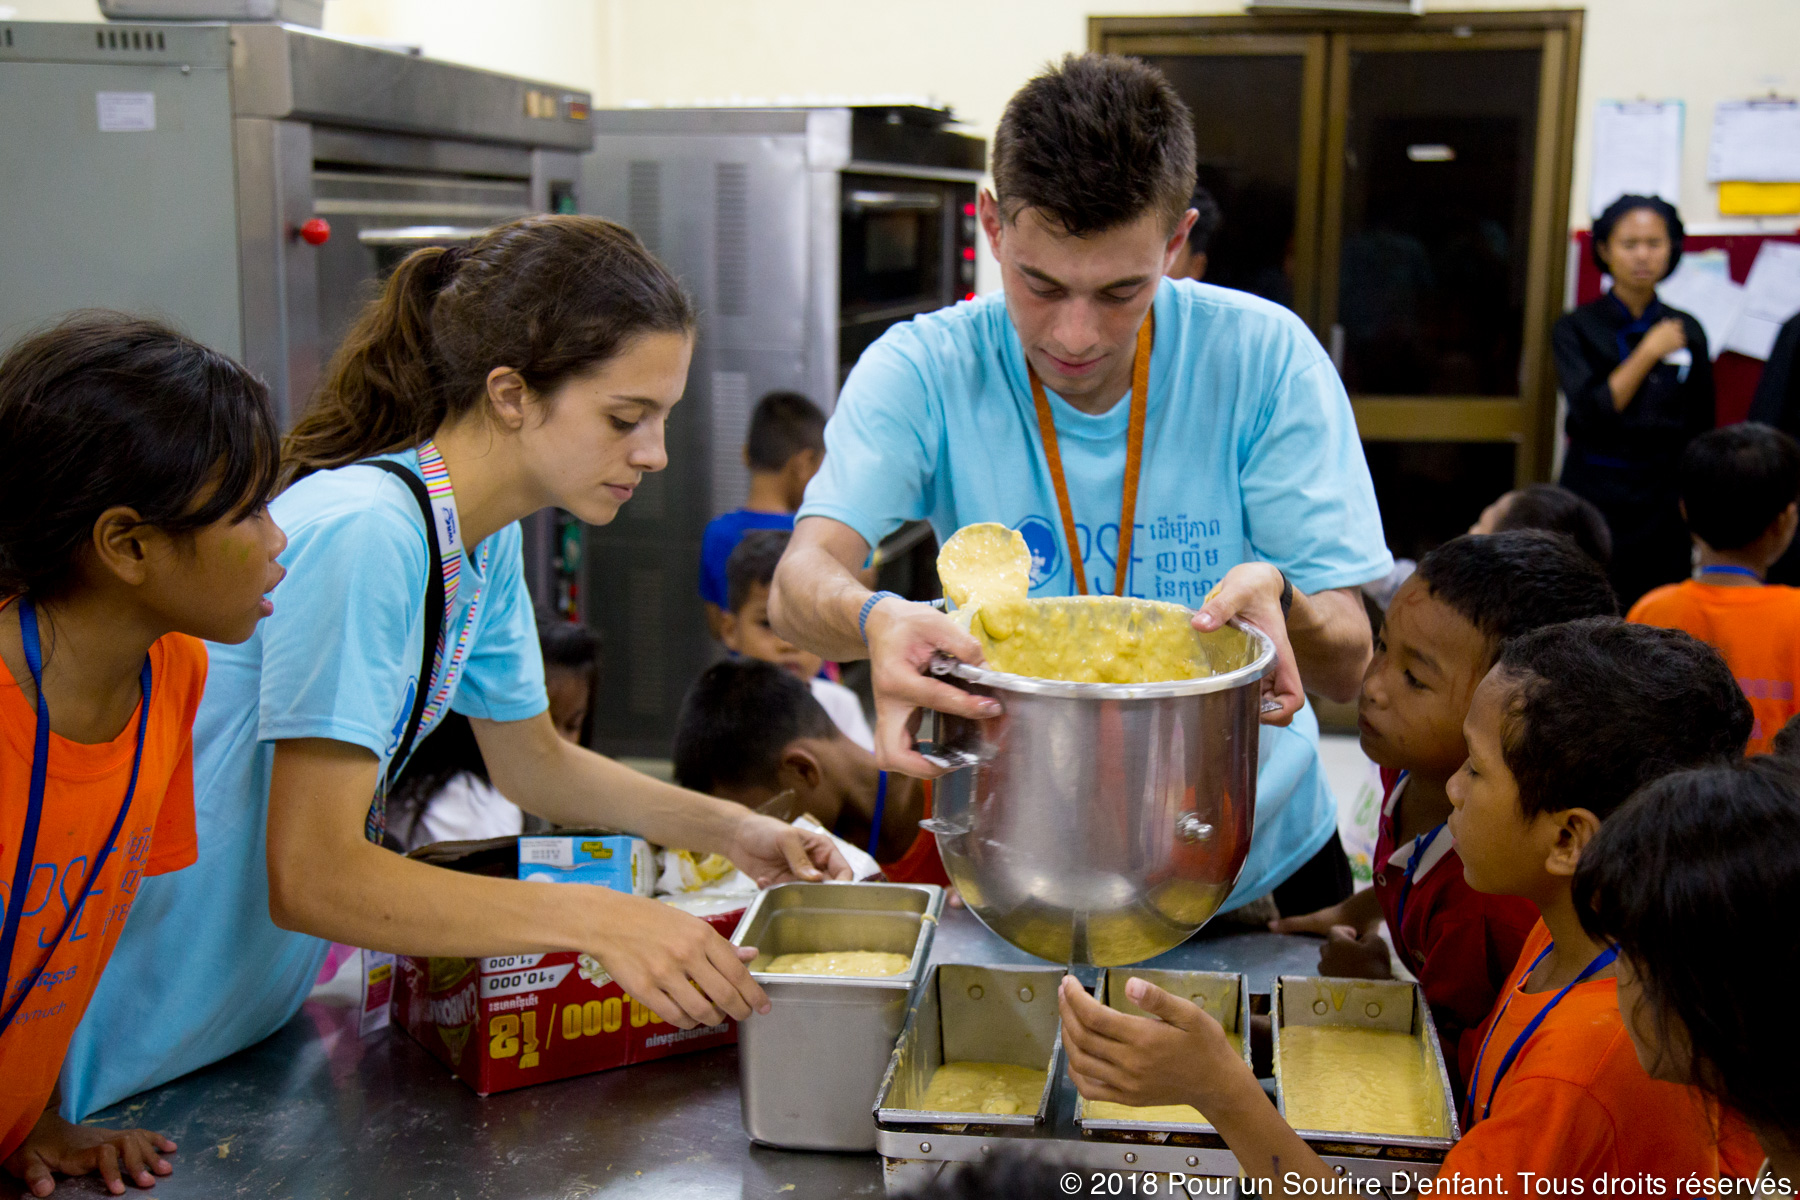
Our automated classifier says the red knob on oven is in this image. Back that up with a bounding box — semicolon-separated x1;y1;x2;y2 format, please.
297;217;331;246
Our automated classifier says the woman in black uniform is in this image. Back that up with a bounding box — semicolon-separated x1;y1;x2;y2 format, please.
1555;194;1714;607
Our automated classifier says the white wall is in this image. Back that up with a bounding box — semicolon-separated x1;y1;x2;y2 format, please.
10;0;1797;249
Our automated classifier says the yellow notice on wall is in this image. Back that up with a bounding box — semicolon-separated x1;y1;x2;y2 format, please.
1720;181;1800;216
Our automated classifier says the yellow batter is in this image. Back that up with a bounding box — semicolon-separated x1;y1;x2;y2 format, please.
1278;1025;1446;1138
1084;1031;1243;1125
760;951;910;977
919;1062;1047;1116
936;523;1212;685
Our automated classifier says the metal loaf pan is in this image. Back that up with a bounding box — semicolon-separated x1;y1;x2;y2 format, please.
1075;969;1252;1137
731;882;944;1151
1271;976;1461;1159
874;963;1065;1130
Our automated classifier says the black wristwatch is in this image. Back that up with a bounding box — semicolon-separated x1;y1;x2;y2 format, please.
1277;569;1294;621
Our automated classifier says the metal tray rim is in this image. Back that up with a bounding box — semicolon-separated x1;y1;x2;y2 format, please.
731;881;945;988
1074;969;1254;1136
1270;974;1462;1152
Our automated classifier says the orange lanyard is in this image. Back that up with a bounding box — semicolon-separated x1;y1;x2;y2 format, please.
1027;311;1152;597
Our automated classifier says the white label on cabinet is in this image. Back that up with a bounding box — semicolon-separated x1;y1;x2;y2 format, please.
96;91;155;132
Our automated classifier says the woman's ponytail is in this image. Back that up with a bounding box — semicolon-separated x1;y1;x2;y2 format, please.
281;215;691;487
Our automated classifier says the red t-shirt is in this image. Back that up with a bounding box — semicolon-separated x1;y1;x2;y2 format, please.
1371;769;1538;1099
881;781;951;887
0;631;205;1159
1443;920;1741;1189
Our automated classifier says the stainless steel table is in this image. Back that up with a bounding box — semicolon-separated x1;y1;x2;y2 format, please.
9;910;1322;1199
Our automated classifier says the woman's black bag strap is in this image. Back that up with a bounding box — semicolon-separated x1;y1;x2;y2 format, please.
359;460;446;807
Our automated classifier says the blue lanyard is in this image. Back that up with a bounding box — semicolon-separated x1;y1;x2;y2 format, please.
1;597;151;1035
1466;941;1620;1123
1699;565;1762;582
867;771;889;859
1393;820;1445;953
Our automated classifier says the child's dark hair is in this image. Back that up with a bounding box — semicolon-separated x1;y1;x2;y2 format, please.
538;611;601;744
0;312;280;600
673;659;836;795
993;53;1197;236
1490;484;1614;566
1774;711;1800;763
1591;193;1685;278
283;214;694;484
747;390;826;473
1574;757;1800;1142
1495;618;1750;819
1680;423;1800;551
1413;530;1618;653
725;528;791;614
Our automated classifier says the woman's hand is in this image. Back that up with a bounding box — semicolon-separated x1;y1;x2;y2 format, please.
584;890;770;1028
721;811;852;886
3;1109;175;1196
1058;975;1261;1114
1642;316;1687;360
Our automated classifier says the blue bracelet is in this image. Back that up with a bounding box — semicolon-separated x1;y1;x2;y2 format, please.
858;590;902;643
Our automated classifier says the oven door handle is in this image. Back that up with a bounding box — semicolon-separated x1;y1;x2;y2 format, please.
845;190;942;213
356;225;492;246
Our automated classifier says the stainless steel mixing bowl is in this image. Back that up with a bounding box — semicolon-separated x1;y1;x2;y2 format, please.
924;598;1274;967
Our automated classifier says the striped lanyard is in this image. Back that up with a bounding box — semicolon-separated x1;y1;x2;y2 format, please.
364;440;490;840
1466;941;1619;1124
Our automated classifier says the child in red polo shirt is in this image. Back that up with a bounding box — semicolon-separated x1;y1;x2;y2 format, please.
1273;530;1616;1093
1057;618;1754;1194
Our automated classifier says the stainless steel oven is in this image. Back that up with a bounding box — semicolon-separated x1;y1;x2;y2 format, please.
580;106;984;755
0;18;592;616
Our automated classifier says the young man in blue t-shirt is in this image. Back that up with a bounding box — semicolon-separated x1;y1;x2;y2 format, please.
698;390;826;637
769;53;1394;915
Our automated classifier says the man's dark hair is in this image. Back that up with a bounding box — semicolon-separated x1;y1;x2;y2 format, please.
1413;531;1618;655
1491;484;1614;566
1591;193;1685;279
673;659;836;795
1495;618;1750;820
747;389;825;473
992;53;1197;236
1679;423;1800;551
725;528;790;614
1575;757;1800;1143
1187;186;1222;255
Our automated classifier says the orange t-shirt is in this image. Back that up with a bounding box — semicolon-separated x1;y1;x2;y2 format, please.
0;632;205;1159
1442;921;1742;1191
1628;579;1800;755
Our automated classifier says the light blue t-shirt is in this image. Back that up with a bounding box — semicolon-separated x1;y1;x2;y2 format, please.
61;451;548;1118
799;279;1391;908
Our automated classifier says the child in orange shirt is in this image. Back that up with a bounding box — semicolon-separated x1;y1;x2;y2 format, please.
1630;423;1800;753
1576;756;1799;1190
1271;531;1616;1096
0;316;286;1196
1059;618;1752;1193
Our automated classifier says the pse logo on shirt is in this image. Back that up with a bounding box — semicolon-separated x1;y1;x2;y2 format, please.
1014;516;1061;586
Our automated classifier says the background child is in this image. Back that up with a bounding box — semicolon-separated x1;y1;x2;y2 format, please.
385;611;599;850
673;659;925;866
720;529;873;751
697;390;826;637
0;314;285;1196
1575;757;1800;1190
1469;482;1614;568
1630;422;1800;754
1060;618;1751;1192
1273;531;1618;1094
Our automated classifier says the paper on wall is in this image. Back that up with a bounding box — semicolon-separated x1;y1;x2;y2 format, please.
1591;101;1682;218
1723;242;1800;361
1656;254;1745;361
1708;101;1800;184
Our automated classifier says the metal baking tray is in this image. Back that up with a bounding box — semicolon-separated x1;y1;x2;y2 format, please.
1271;975;1461;1160
731;881;944;1151
874;963;1066;1130
1075;969;1252;1138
